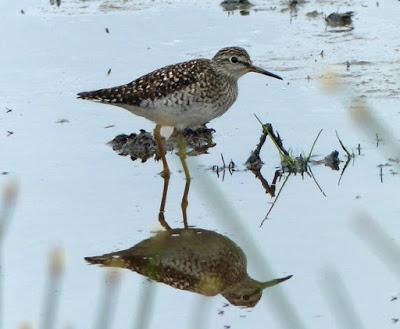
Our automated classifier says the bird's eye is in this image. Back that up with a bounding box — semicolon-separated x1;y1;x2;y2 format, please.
230;56;239;63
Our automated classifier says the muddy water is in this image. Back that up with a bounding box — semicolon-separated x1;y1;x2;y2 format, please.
1;0;400;328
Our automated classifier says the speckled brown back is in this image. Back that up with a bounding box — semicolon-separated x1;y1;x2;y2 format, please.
77;59;215;105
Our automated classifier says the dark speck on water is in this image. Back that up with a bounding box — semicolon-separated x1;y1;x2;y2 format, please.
56;118;70;124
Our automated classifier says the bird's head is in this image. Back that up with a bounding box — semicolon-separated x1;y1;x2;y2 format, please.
212;47;283;81
221;275;292;308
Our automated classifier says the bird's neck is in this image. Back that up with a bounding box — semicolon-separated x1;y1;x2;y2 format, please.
212;63;242;83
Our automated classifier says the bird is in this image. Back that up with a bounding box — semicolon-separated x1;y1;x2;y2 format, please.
85;228;292;307
78;47;282;225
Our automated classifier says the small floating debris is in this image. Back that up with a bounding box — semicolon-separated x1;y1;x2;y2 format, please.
325;11;354;27
220;0;253;13
306;10;322;18
50;0;61;7
56;119;69;124
220;0;252;4
211;154;236;181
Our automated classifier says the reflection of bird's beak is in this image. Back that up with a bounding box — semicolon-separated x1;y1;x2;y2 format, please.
259;275;293;289
250;64;283;80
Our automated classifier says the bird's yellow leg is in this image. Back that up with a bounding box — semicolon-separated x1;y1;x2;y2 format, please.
154;125;171;230
177;132;191;229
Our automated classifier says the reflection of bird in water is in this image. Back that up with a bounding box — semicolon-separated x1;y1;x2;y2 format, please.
325;11;354;27
85;228;292;307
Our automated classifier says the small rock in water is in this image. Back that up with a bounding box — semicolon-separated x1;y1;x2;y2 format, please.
325;11;354;27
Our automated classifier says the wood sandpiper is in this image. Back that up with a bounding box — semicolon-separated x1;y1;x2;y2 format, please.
78;47;282;225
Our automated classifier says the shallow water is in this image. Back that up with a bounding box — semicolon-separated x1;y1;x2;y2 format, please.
1;0;400;328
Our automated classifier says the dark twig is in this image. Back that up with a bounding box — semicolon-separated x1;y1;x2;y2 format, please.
307;166;327;197
260;174;290;226
252;169;276;197
220;153;226;168
338;158;351;186
254;114;289;157
307;129;323;161
335;131;353;186
335;131;351;158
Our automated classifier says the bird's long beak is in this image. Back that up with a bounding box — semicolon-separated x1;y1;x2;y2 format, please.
250;64;283;80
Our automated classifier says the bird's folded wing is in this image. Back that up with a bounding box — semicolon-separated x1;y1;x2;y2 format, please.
77;59;212;106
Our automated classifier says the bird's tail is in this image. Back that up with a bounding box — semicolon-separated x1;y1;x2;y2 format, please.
84;253;127;268
77;89;111;102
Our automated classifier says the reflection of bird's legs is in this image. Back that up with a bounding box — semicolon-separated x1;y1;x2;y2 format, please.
154;125;170;179
158;172;171;230
177;132;190;229
154;125;171;230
